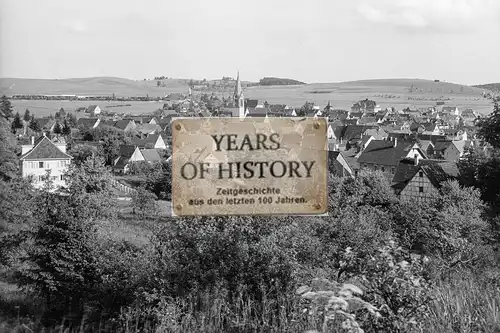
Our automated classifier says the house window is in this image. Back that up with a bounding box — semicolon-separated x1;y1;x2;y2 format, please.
419;171;423;177
419;187;424;193
39;162;44;168
381;167;385;172
60;175;64;181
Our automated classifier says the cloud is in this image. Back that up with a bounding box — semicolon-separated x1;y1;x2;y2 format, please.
356;0;500;33
60;20;88;34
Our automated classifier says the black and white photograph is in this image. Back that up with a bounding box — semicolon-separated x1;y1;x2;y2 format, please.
1;0;500;332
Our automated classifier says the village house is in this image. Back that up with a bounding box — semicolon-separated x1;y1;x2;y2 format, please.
86;105;101;115
328;150;355;178
19;135;72;190
131;133;167;149
433;140;471;162
113;144;164;174
357;138;427;179
134;123;162;136
113;145;145;174
33;118;57;133
77;117;101;130
441;106;459;116
392;158;459;202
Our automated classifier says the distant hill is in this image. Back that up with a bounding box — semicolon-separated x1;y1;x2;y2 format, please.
473;83;500;92
0;77;188;97
258;77;306;86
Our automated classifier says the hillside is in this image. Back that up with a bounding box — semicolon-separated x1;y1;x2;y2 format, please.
1;76;495;117
0;77;188;97
258;77;306;86
473;83;500;92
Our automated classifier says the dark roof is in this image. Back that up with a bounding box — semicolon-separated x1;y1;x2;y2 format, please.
246;107;270;117
86;105;99;112
358;117;377;125
358;139;422;167
140;149;162;162
433;140;453;152
245;99;261;109
35;118;55;129
131;133;163;148
119;145;138;158
20;136;72;160
391;158;459;193
343;125;378;142
113;156;129;170
77;118;99;128
113;120;134;130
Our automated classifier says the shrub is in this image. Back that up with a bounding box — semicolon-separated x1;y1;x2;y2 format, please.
338;240;434;333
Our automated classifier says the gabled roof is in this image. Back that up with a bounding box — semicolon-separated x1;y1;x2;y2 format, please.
35;118;55;130
131;133;164;148
20;136;72;160
392;158;459;193
135;123;160;134
433;140;453;152
140;149;162;162
358;140;424;167
77;117;99;128
113;120;135;130
119;144;138;158
358;117;377;125
86;105;99;112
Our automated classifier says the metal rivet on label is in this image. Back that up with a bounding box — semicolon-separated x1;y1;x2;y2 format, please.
314;203;321;210
175;124;182;131
313;122;320;129
175;204;183;211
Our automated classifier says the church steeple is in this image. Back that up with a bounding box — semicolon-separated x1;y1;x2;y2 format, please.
234;71;242;98
233;71;245;118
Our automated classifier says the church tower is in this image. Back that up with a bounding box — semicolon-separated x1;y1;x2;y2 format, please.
233;71;245;118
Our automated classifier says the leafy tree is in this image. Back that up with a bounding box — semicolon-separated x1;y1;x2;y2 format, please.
352;99;377;111
81;126;130;166
0;117;19;180
131;186;158;217
68;143;101;166
62;155;116;220
66;113;77;127
54;111;61;119
11;112;23;133
458;147;500;210
145;161;172;200
62;119;71;135
28;115;41;132
0;95;13;119
53;121;62;135
17;185;100;324
23;109;31;122
297;101;314;116
477;100;500;149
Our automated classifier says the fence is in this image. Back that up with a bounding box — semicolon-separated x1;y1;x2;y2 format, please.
110;178;137;196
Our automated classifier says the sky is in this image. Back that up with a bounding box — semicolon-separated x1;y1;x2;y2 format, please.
1;0;499;85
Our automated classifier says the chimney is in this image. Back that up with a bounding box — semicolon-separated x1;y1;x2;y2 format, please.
414;153;419;166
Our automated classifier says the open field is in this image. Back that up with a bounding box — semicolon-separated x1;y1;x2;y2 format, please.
9;100;165;118
244;79;493;114
0;77;496;117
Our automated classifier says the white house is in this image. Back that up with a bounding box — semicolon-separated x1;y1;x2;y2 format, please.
113;145;145;174
20;135;72;190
